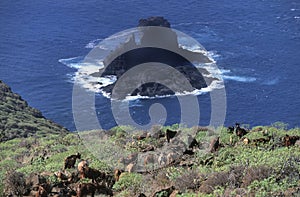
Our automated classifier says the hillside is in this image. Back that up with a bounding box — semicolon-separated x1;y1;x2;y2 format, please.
0;80;68;142
0;80;300;196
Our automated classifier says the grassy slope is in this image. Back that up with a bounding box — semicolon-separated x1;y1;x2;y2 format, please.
1;125;300;196
0;80;68;142
0;80;300;196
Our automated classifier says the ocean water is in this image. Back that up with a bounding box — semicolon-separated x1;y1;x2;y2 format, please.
0;0;299;131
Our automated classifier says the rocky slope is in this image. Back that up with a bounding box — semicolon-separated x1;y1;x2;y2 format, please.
0;80;68;142
1;123;300;196
1;80;300;196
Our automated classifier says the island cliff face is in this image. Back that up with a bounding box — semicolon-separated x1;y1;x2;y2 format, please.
92;16;216;99
0;80;68;142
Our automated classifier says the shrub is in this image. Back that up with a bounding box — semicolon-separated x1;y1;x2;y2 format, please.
199;171;229;194
174;169;203;191
213;147;236;169
166;166;184;181
153;170;171;188
113;172;143;193
155;191;169;197
276;155;300;182
227;165;246;188
271;122;288;130
111;125;133;134
241;166;273;187
4;171;27;196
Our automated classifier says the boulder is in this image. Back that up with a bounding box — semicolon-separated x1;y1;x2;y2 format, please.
138;16;171;28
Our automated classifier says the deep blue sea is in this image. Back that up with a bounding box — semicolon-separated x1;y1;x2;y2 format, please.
0;0;299;131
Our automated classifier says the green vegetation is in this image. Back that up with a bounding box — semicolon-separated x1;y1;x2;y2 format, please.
1;80;300;196
1;124;300;196
113;172;143;193
0;81;68;142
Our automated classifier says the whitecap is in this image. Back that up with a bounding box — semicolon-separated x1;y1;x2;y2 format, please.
58;56;84;69
222;75;257;82
262;78;279;85
172;22;194;27
196;64;223;80
219;68;231;74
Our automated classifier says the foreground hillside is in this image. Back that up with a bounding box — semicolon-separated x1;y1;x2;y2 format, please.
0;80;300;196
1;124;300;196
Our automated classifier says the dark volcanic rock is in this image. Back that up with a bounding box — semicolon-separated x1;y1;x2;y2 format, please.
93;16;217;99
138;16;171;28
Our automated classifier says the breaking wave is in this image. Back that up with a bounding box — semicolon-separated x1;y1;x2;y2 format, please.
222;75;257;82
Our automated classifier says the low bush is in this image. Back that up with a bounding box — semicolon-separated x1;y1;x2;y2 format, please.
3;171;27;196
199;171;229;194
174;169;203;192
241;165;273;187
113;172;143;194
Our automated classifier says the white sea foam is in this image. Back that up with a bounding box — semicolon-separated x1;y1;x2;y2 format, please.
219;68;231;74
222;75;256;82
59;56;84;69
172;22;194;27
178;43;219;63
60;56;115;93
60;55;256;99
61;53;256;98
73;68;116;94
120;79;225;102
85;38;103;49
262;78;279;85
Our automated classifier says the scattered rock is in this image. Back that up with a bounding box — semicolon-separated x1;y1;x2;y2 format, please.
295;140;300;147
150;128;165;139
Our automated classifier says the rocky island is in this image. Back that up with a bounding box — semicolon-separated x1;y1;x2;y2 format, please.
90;17;218;99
